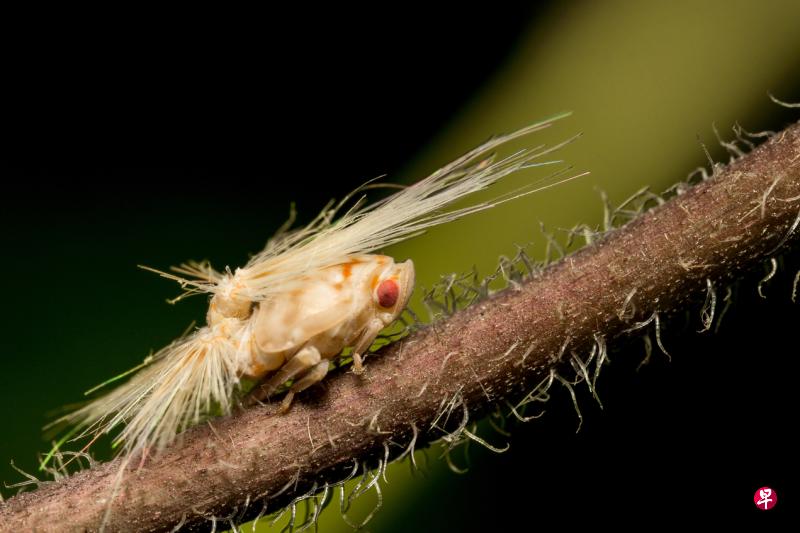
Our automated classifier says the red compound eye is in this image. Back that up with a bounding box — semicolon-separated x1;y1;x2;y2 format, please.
377;279;399;308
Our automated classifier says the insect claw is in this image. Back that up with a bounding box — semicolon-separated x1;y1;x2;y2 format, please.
351;353;366;375
278;392;295;414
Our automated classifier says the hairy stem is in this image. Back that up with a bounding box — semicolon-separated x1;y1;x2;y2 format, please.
2;121;799;532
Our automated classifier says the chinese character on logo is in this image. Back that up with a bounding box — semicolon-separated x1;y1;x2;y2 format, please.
753;486;777;511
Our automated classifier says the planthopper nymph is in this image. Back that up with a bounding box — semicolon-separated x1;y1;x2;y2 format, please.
46;113;584;465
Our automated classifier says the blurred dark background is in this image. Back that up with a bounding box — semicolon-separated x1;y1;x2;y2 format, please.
2;1;799;530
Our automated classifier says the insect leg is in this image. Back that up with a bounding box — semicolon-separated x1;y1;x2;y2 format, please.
350;318;384;375
248;345;321;405
278;360;330;413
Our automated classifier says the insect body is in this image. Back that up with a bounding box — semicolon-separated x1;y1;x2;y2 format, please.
243;255;414;410
49;113;582;464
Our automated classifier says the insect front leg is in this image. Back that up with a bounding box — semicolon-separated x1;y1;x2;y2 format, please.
247;345;321;406
350;318;384;375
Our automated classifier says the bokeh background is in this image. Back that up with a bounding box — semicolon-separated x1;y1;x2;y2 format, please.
3;0;800;529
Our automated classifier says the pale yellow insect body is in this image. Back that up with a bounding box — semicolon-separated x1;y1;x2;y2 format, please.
51;114;582;464
232;254;414;410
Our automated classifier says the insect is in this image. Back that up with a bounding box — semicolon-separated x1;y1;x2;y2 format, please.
45;113;582;465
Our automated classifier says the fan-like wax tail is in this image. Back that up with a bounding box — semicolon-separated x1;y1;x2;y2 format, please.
140;113;583;306
237;113;583;300
49;320;247;461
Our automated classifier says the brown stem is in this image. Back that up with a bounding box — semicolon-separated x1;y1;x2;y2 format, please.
2;121;799;532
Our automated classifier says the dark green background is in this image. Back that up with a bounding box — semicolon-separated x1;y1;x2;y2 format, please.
3;1;800;530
